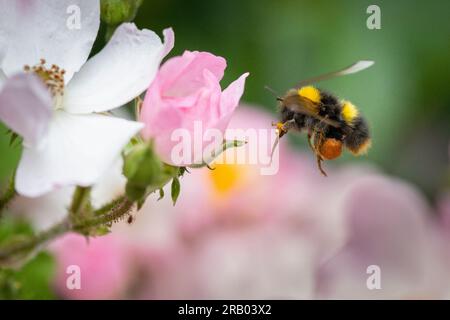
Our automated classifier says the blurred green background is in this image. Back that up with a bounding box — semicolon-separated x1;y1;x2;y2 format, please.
1;0;449;197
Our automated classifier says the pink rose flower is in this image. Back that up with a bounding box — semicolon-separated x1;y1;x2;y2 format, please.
51;233;134;300
140;50;249;165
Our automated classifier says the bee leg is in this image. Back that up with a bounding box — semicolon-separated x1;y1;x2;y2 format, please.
311;130;327;176
272;119;296;138
316;154;328;177
270;119;296;162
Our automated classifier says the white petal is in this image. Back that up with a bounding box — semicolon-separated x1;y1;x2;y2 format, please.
10;187;74;232
0;0;100;82
91;158;126;209
0;73;52;147
64;24;174;114
15;111;143;197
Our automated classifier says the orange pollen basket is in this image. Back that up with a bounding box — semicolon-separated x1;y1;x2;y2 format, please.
318;138;342;160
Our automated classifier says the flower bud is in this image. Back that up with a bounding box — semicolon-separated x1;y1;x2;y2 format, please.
123;142;179;201
100;0;143;25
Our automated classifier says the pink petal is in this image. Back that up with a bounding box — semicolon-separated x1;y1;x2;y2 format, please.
51;233;133;299
0;73;52;147
160;51;226;97
162;28;175;57
220;72;249;115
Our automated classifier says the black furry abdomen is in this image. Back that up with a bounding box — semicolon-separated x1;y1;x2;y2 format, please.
344;116;370;150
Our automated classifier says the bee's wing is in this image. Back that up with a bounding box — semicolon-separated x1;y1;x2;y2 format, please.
283;95;342;129
295;60;374;88
282;94;319;116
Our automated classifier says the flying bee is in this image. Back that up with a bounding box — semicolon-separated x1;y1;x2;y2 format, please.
270;60;374;176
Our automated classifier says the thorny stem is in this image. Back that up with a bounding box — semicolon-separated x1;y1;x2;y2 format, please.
0;196;135;265
74;198;134;231
0;218;71;263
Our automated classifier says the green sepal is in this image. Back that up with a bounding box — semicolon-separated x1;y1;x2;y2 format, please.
100;0;143;25
123;142;180;203
157;188;164;201
171;177;180;206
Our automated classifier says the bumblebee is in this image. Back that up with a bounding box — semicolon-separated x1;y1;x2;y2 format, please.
271;61;374;176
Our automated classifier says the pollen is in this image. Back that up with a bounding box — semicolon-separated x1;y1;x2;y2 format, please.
298;86;321;103
318;138;342;160
24;59;65;107
341;100;359;123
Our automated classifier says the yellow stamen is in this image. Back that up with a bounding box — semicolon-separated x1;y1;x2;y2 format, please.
24;59;65;109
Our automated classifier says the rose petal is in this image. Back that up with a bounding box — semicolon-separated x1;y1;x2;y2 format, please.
64;24;174;114
15;111;143;197
0;0;100;83
10;187;74;231
0;73;52;147
220;72;249;115
159;51;226;98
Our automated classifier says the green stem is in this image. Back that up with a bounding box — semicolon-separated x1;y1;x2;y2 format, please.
74;198;134;232
69;186;91;222
0;218;71;263
0;196;134;265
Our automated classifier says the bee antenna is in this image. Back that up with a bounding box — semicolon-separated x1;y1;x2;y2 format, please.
264;85;283;101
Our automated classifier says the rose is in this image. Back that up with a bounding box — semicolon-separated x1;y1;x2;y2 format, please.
0;0;174;197
139;50;249;165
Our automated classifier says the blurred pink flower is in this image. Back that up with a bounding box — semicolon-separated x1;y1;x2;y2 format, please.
140;50;249;165
137;225;317;299
316;176;447;299
40;105;450;299
51;233;134;300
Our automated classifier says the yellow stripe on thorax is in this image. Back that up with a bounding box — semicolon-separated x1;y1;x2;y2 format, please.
298;86;321;103
341;100;359;123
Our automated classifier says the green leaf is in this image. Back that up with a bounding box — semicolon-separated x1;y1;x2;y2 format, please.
0;218;39;267
171;177;180;206
0;252;56;300
0;218;34;246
